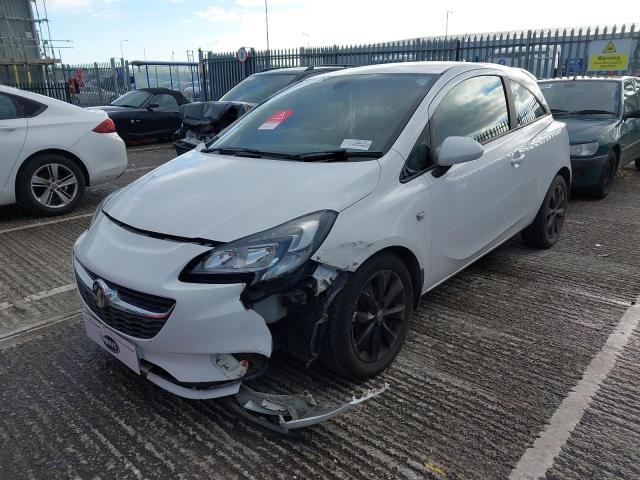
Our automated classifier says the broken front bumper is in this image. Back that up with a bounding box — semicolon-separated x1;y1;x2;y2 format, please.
73;214;273;398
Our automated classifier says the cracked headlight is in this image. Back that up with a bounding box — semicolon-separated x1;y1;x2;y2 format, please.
186;210;337;284
570;142;599;157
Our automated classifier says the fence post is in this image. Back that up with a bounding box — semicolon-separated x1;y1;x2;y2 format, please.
121;58;130;92
109;58;118;96
93;62;104;104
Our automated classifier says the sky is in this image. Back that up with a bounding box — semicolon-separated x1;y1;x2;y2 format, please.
41;0;640;64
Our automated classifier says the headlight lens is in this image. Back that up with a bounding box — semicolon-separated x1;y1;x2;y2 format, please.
570;142;599;157
187;210;337;283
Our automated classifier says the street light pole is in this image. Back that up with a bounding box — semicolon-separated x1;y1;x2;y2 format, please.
445;11;453;39
119;39;129;59
264;0;270;51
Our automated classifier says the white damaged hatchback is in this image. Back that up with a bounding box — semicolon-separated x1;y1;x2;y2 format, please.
73;62;570;431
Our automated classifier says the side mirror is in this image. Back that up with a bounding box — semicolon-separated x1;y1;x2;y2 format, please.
623;110;640;120
435;136;484;167
147;103;160;111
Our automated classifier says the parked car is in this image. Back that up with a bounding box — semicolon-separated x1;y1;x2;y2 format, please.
73;62;570;430
173;101;252;155
0;85;127;216
219;65;351;106
539;77;640;198
173;66;351;155
90;87;189;142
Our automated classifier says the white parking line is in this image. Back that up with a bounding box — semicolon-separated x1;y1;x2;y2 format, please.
0;166;160;235
509;295;640;480
0;283;76;311
0;213;93;234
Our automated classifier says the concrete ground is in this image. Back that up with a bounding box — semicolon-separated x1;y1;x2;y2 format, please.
0;144;639;479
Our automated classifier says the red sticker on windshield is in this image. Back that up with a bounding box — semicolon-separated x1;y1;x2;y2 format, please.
258;110;293;130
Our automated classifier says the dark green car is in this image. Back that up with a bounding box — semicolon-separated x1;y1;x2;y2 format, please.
539;77;640;198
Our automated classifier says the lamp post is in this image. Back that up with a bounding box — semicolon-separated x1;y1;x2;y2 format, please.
445;11;453;39
264;0;270;51
119;39;129;59
302;32;310;48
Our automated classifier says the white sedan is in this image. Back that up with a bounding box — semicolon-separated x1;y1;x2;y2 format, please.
73;62;570;428
0;85;127;216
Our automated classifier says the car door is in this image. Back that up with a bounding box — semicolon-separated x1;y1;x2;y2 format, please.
423;73;529;285
0;93;27;194
620;79;640;164
506;79;557;214
148;94;181;138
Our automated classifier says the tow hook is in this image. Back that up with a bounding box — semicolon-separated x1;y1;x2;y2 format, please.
226;383;389;436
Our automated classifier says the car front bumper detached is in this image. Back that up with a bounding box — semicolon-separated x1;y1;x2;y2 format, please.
73;213;385;431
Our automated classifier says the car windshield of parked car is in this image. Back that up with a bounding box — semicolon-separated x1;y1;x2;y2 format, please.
111;90;153;108
540;81;620;116
220;73;299;104
209;73;439;158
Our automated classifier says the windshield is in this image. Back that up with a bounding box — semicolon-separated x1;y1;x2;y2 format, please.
111;90;152;107
210;73;439;157
539;81;620;116
220;73;299;104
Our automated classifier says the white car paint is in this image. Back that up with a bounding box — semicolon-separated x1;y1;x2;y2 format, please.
73;62;570;400
0;85;127;207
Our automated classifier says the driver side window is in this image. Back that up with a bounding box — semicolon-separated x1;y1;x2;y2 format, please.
432;75;510;149
151;94;179;112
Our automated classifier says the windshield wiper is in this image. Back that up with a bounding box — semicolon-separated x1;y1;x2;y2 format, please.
570;109;617;115
201;146;300;160
551;108;570;115
296;150;384;162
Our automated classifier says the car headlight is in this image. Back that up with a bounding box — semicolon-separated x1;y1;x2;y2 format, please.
570;142;599;157
185;210;337;284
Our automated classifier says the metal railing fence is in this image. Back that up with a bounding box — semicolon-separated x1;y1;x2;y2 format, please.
201;23;640;100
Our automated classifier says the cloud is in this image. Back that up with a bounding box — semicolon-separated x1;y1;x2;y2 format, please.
45;0;91;10
196;6;241;22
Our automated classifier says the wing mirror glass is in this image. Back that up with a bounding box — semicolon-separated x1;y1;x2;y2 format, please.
435;136;484;167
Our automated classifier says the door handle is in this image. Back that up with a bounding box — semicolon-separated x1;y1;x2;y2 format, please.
510;151;526;166
0;125;17;132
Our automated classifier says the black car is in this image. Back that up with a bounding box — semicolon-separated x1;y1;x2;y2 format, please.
218;65;350;106
90;88;190;142
173;66;350;155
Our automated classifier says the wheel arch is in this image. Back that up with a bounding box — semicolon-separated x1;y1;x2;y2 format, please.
364;245;424;309
611;144;621;170
16;149;91;189
557;166;571;189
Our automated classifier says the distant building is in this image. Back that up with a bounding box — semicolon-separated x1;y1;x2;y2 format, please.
0;0;54;83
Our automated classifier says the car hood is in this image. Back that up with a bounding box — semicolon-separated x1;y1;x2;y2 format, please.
561;117;619;143
87;105;145;114
104;150;381;242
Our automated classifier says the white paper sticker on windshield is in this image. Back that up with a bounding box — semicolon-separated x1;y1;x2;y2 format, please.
340;139;372;151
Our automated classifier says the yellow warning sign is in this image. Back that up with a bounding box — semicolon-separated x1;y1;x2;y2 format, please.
587;39;631;71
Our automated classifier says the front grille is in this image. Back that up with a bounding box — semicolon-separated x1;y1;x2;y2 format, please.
75;267;175;340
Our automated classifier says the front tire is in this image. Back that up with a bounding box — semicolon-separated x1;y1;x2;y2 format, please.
16;154;85;216
586;151;616;199
322;253;414;379
521;174;567;249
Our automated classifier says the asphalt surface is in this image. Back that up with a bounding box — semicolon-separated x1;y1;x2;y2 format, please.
1;145;639;479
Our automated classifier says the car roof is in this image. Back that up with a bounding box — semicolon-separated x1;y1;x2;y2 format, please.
539;76;639;82
253;66;350;76
136;87;190;104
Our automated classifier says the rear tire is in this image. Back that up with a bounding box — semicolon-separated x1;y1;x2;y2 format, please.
322;253;414;380
16;153;85;216
521;174;567;249
586;151;616;199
